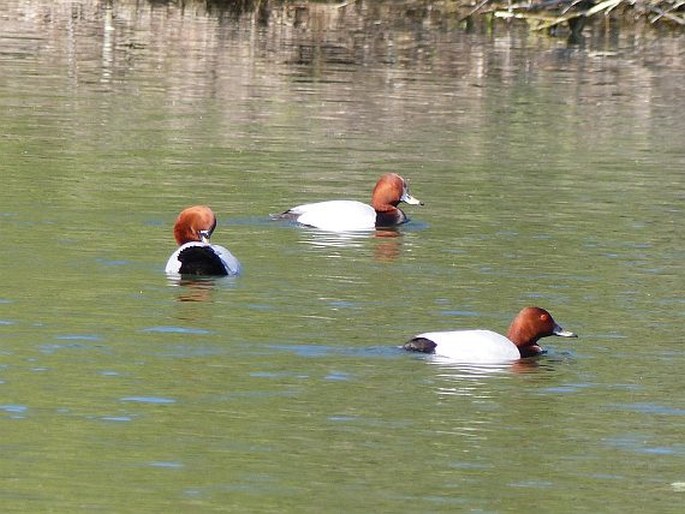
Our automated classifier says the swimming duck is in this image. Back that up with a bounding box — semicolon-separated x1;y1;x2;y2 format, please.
165;205;241;276
404;307;576;363
276;173;422;232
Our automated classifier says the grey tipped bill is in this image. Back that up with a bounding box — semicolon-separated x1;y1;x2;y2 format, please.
401;191;423;206
553;323;577;338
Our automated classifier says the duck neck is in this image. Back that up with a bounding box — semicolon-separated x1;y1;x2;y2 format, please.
371;198;398;211
506;324;539;351
374;206;405;227
517;343;544;358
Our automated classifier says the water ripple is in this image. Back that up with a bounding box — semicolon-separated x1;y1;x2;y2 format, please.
100;416;133;422
120;396;176;404
615;402;685;416
148;461;184;469
55;334;103;341
143;326;211;335
267;344;334;358
0;404;28;418
605;435;685;456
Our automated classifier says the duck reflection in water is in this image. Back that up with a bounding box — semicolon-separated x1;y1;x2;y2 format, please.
168;276;218;303
430;357;544;378
373;228;402;262
429;357;570;400
297;227;405;262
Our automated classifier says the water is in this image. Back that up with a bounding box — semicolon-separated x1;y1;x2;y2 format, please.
1;1;684;511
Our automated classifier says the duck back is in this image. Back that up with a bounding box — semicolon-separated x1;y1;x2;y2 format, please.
405;330;521;363
166;242;240;276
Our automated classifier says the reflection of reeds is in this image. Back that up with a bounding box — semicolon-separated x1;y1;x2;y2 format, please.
184;0;683;31
485;0;684;33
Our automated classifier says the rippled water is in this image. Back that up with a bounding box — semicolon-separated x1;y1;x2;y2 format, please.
1;1;684;511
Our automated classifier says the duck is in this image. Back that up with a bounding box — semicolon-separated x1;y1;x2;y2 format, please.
403;307;577;363
165;205;241;277
275;173;422;232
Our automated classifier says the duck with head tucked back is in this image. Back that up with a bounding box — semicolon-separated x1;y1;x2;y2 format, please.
275;173;423;232
404;307;577;363
165;205;241;277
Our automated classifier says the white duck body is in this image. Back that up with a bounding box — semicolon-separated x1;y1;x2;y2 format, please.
410;330;522;363
287;200;378;232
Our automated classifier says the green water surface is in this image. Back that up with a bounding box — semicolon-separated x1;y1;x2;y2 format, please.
0;1;683;512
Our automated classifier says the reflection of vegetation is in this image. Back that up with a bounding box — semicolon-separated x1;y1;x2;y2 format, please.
479;0;684;34
204;0;272;23
181;0;683;33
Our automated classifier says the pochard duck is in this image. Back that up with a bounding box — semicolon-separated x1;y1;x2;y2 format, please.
404;307;577;363
276;173;422;232
165;205;241;277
